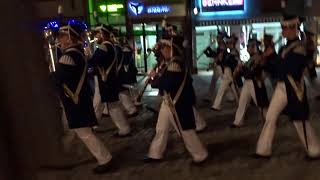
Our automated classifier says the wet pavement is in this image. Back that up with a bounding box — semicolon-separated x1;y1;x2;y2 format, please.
37;71;320;180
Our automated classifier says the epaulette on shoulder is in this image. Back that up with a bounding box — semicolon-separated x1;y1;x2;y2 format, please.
167;62;182;72
59;55;76;66
293;43;306;55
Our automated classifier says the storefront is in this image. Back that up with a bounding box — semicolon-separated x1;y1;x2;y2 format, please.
193;0;283;70
126;0;187;73
87;0;127;31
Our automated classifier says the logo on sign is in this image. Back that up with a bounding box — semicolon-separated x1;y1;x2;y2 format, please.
128;1;171;15
129;2;144;15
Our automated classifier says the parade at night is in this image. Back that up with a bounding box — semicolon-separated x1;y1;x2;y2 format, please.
3;0;320;179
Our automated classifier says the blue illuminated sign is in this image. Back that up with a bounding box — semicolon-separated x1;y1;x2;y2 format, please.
128;1;171;16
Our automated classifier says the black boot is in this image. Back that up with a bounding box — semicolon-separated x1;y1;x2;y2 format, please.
251;153;271;159
93;160;115;174
143;156;162;163
230;124;241;129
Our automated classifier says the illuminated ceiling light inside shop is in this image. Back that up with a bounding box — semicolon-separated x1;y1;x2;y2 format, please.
195;26;218;31
107;4;124;12
252;22;281;29
99;5;107;12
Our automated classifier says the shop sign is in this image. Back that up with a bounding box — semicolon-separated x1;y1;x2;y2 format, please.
128;1;171;15
201;0;244;12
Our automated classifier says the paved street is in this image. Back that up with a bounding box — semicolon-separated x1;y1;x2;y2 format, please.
38;71;320;180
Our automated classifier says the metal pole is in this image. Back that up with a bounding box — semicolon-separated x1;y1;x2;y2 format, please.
142;23;148;73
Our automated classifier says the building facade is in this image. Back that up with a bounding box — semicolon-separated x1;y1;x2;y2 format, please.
191;0;320;70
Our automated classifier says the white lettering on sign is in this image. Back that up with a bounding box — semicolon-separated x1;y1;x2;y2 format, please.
202;0;243;7
147;5;170;14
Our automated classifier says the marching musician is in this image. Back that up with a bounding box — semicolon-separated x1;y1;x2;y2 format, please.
203;30;227;102
89;23;131;137
231;38;269;128
113;29;138;116
262;34;279;89
145;35;208;164
119;37;138;87
146;24;207;133
211;35;240;111
254;15;320;159
304;29;320;98
51;20;114;174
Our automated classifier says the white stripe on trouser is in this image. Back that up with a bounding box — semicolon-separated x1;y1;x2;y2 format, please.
207;65;222;99
119;90;137;115
233;80;266;126
74;127;112;165
193;106;207;131
108;101;131;135
148;102;208;162
212;67;238;110
256;82;320;157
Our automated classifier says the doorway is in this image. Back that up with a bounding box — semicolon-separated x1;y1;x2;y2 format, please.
132;21;182;73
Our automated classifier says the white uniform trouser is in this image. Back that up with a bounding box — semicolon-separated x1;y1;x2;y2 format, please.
233;80;267;126
95;101;131;135
212;67;238;110
93;76;131;135
264;73;275;100
148;102;208;162
207;65;223;99
74;127;112;165
93;76;107;116
256;82;320;157
119;90;138;115
193;107;207;131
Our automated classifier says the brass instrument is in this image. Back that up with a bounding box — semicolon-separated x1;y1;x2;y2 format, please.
43;27;58;72
135;50;160;103
83;29;97;59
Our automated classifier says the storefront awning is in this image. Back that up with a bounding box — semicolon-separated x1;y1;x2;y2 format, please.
197;16;282;26
197;16;318;26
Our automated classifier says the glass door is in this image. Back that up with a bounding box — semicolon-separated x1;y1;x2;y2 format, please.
133;23;158;73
